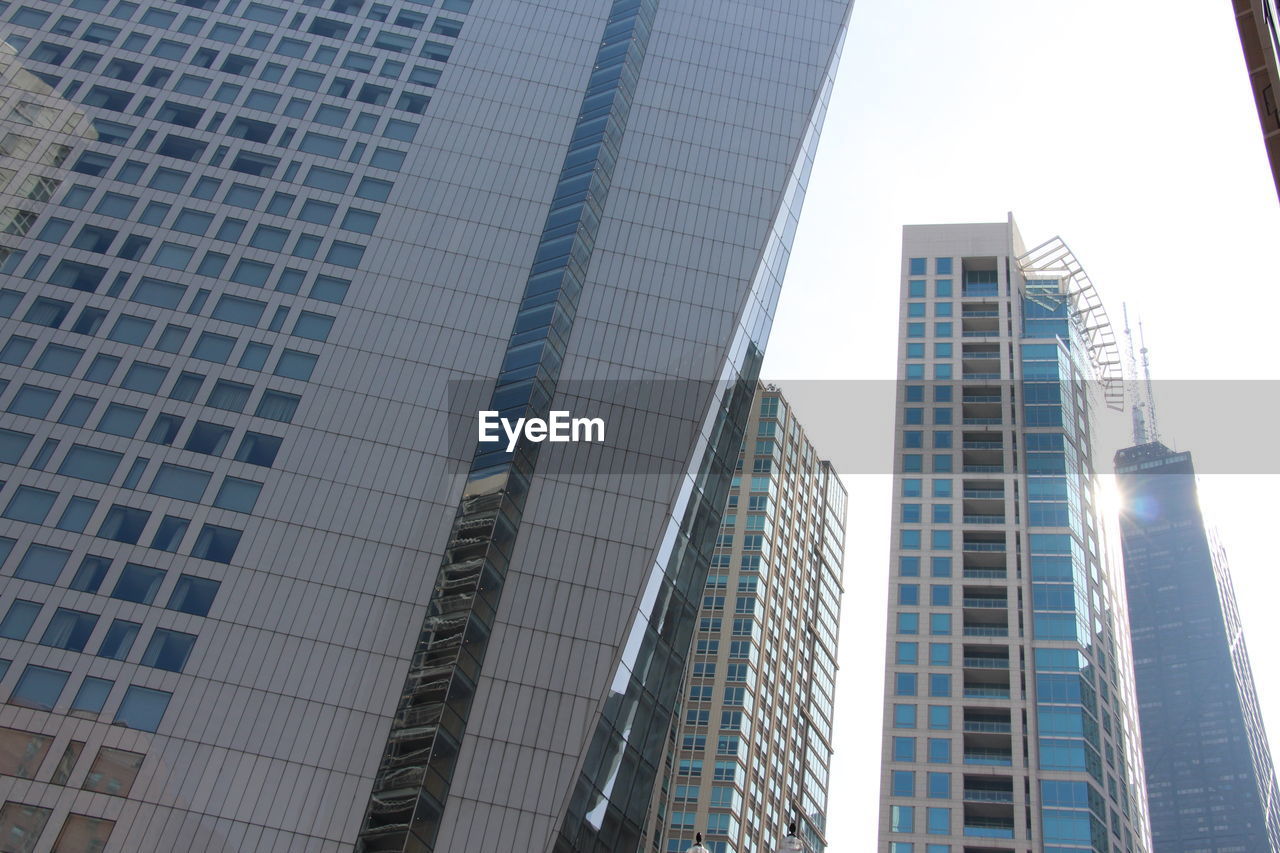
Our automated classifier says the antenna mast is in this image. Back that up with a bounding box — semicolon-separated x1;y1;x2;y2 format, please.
1139;318;1159;443
1122;304;1148;445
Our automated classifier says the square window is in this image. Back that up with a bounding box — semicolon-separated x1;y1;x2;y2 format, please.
141;628;195;672
98;505;149;544
70;677;114;717
10;665;69;710
0;600;41;640
110;563;165;604
113;685;170;732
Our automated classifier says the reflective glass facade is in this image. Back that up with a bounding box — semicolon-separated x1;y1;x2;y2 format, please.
642;385;845;853
878;220;1151;853
0;0;851;848
1116;442;1280;851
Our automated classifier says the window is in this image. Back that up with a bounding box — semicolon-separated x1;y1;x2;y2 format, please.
54;814;116;849
97;403;146;438
10;665;69;710
39;608;98;652
207;380;251;412
98;505;149;544
928;705;951;730
56;497;97;533
69;677;113;717
892;736;916;762
212;295;266;326
274;349;317;381
3;487;58;524
192;332;235;363
58;445;123;483
214;477;261;512
0;727;53;779
0;600;40;640
256;390;300;422
69;556;110;593
149;463;211;502
121;362;167;393
113;686;170;732
235;432;281;466
192;525;239;564
0;804;52;850
14;544;70;584
141;629;196;672
97;619;141;659
927;737;951;764
185;421;233;456
111;563;165;605
36;343;84;375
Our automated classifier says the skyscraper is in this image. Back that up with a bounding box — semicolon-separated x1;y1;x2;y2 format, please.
643;384;845;853
0;0;852;849
878;217;1151;852
1232;0;1280;200
1116;440;1280;851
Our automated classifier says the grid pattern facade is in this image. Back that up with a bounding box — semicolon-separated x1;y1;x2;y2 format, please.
642;385;845;853
877;221;1151;853
1116;442;1280;852
0;0;852;850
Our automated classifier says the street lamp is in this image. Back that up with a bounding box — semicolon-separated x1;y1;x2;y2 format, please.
684;832;710;853
775;822;804;853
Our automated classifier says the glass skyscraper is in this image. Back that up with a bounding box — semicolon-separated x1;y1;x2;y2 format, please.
1116;441;1280;851
878;218;1151;853
643;384;844;853
0;0;852;849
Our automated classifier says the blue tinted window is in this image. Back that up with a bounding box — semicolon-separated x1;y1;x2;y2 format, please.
114;685;170;732
110;563;164;604
11;665;69;710
0;600;41;639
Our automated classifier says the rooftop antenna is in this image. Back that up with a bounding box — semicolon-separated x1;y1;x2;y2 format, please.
1138;317;1160;444
1121;304;1148;445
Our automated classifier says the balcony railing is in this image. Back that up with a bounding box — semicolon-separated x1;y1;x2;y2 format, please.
962;598;1007;608
962;542;1006;552
962;310;999;318
963;569;1007;580
963;749;1013;765
962;395;1001;403
963;789;1014;803
963;489;1005;499
963;515;1006;525
963;626;1009;637
963;657;1010;669
962;465;1004;473
963;721;1012;734
964;823;1016;838
962;330;997;337
962;417;1002;425
962;441;1003;450
962;372;1002;380
963;686;1011;698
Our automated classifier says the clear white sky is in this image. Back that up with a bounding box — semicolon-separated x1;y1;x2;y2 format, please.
761;1;1280;847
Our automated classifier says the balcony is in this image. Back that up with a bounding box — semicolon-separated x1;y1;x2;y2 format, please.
963;568;1007;580
962;749;1012;766
962;309;999;318
963;720;1012;734
963;686;1011;699
963;488;1005;499
963;656;1009;669
963;417;1002;425
963;625;1008;637
963;514;1005;525
962;542;1005;553
964;789;1014;803
962;395;1001;403
964;819;1016;838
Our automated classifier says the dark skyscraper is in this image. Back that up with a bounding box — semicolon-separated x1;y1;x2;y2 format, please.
1117;441;1280;852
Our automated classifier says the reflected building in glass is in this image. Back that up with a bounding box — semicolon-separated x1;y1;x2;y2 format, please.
877;217;1151;853
642;384;845;853
1116;440;1280;851
0;0;852;849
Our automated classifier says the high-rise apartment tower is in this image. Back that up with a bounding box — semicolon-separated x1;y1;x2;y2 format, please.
0;0;853;849
878;218;1152;853
644;384;845;853
1116;440;1280;851
1233;0;1280;201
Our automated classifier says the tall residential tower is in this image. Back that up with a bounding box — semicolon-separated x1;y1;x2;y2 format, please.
1233;0;1280;201
0;0;852;850
1116;441;1280;851
878;218;1151;853
644;384;845;853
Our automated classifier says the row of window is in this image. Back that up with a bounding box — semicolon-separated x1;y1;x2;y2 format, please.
0;657;169;732
0;802;114;852
907;257;954;276
0;335;302;423
0;598;196;673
